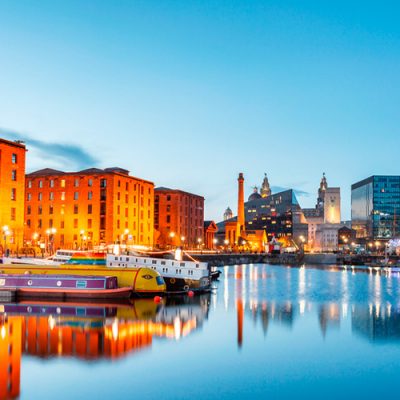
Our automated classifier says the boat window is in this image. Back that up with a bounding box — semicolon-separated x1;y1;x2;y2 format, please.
172;262;174;266
196;264;199;268
115;257;118;261
152;260;157;264
161;261;166;265
180;263;185;267
126;257;129;261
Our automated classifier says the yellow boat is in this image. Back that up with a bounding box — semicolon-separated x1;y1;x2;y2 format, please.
0;264;166;296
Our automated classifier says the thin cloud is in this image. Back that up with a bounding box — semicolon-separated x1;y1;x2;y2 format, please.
0;128;98;170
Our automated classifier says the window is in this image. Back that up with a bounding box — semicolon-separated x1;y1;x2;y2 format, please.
73;219;78;229
125;182;129;191
27;193;32;201
38;219;42;228
11;208;16;221
49;205;53;214
88;191;93;200
74;205;79;214
49;192;54;201
26;219;31;228
88;204;92;214
60;179;66;188
27;205;31;215
100;179;107;188
38;205;42;215
11;153;17;163
49;179;54;188
88;179;93;187
74;192;79;200
11;170;17;181
166;215;171;223
11;188;16;201
74;178;79;187
88;219;92;229
60;221;65;229
27;180;32;188
38;180;43;188
49;219;53;228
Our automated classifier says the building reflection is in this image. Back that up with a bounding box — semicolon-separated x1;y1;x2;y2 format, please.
352;303;400;342
0;295;210;399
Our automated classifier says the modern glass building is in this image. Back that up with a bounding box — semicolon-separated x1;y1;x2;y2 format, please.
351;176;400;239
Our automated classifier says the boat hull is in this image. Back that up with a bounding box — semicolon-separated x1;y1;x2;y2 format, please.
163;276;211;293
0;265;166;296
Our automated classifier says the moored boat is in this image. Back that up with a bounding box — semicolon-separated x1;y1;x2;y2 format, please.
0;263;166;297
0;274;132;299
106;253;211;293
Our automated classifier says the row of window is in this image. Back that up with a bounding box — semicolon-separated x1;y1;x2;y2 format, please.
25;191;151;205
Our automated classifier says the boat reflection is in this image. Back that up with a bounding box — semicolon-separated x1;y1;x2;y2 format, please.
0;294;210;399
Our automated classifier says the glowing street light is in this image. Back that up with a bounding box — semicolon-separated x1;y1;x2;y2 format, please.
2;225;10;256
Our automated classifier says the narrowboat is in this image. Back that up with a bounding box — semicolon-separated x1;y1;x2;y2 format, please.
0;274;132;299
0;262;166;297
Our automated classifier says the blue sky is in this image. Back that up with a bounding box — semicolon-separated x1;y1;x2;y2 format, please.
1;0;399;220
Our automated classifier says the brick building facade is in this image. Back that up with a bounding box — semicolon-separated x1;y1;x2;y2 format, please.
154;187;204;248
0;138;26;253
24;167;154;251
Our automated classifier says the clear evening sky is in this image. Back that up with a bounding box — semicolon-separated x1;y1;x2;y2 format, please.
1;0;399;221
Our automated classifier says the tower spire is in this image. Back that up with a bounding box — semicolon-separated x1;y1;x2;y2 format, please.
260;173;271;198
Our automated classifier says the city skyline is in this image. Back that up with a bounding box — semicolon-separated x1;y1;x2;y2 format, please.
1;1;400;220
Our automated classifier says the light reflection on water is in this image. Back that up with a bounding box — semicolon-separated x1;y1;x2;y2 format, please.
2;264;400;399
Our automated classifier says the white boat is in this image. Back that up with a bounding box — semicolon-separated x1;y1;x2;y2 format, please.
106;252;211;293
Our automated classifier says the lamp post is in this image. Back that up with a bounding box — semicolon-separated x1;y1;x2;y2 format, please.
169;231;175;249
46;228;57;255
213;238;218;250
180;236;185;249
2;225;10;256
80;229;85;250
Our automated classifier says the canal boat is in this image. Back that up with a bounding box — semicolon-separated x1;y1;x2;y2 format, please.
0;263;166;297
0;274;132;299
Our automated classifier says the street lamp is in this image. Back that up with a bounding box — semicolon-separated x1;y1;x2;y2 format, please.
2;225;10;256
197;237;202;250
46;228;57;255
213;238;218;249
180;236;185;249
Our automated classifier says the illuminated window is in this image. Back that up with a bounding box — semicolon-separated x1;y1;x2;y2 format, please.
49;192;54;201
38;192;42;201
61;192;65;201
60;179;66;188
27;180;32;188
50;179;54;188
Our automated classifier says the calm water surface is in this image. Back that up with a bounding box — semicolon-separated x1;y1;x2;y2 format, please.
2;263;400;399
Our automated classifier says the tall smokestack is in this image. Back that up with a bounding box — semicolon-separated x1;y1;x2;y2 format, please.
237;173;245;235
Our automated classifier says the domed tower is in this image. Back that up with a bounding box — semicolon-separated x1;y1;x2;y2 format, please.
260;173;271;198
248;186;262;202
224;206;233;221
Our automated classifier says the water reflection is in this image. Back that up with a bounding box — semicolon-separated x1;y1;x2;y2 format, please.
223;264;400;348
3;264;400;399
0;295;210;399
